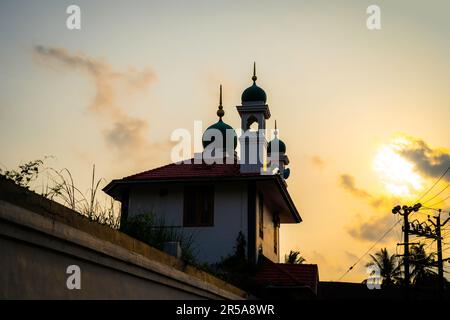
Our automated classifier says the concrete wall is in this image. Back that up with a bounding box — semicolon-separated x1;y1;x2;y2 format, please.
128;182;248;264
0;177;246;300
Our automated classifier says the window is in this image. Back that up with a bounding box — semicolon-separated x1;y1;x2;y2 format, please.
259;193;264;239
273;213;280;254
183;186;214;227
246;115;259;131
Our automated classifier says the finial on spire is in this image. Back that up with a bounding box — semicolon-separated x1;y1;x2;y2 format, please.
274;120;278;137
217;84;225;120
252;62;257;82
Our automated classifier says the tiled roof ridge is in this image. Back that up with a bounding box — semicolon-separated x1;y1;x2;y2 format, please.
264;257;306;287
124;158;195;179
122;157;248;181
257;256;318;289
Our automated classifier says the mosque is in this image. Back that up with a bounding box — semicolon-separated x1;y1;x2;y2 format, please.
103;64;302;264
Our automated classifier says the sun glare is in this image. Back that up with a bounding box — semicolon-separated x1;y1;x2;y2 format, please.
373;140;422;197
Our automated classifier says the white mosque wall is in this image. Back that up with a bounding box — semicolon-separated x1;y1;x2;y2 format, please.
127;182;249;264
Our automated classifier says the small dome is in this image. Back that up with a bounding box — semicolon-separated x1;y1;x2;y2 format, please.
242;83;267;103
267;137;286;154
241;62;267;104
202;119;237;150
203;84;237;151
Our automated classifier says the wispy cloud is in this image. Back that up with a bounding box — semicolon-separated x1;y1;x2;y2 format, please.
340;174;371;199
33;45;158;162
339;174;394;209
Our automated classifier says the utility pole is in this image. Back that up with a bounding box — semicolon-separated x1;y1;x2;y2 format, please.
392;203;422;299
428;209;450;299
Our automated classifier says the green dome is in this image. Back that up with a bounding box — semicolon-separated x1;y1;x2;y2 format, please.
267;137;286;154
202;119;237;151
242;63;267;103
241;83;267;103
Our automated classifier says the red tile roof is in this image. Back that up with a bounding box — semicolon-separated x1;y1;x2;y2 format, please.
254;257;319;294
123;158;258;181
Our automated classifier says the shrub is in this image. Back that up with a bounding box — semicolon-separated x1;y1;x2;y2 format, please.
121;212;197;264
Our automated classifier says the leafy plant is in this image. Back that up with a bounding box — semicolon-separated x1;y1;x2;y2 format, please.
1;159;45;188
285;250;306;264
121;212;197;264
210;232;255;290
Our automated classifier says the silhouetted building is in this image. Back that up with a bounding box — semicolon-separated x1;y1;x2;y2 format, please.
104;65;301;265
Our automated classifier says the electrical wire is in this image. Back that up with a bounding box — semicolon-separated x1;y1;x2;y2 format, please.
337;219;401;281
337;166;450;282
416;166;450;203
422;184;450;206
421;206;442;212
425;196;450;209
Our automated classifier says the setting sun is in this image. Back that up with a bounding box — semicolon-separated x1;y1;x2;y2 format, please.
373;141;423;197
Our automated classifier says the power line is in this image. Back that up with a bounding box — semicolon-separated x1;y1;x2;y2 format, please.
426;196;450;209
337;167;450;282
421;206;442;212
416;166;449;203
337;219;401;281
422;183;450;206
415;208;436;215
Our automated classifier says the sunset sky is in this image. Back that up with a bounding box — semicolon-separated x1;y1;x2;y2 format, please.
1;0;450;282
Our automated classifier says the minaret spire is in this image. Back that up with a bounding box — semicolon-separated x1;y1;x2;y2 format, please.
217;84;224;120
252;61;257;82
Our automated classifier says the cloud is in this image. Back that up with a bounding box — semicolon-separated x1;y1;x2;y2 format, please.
339;174;397;209
347;214;398;243
396;137;450;182
33;45;157;161
339;174;371;198
339;174;401;242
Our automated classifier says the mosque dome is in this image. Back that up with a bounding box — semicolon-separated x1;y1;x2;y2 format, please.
267;121;286;154
241;63;267;104
267;137;286;154
202;85;237;151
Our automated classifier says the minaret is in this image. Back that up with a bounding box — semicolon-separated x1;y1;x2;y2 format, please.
237;63;271;173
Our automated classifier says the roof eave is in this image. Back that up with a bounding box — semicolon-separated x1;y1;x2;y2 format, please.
103;175;302;223
273;175;302;223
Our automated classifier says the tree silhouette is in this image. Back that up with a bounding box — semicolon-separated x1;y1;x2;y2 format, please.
409;243;436;285
365;248;401;286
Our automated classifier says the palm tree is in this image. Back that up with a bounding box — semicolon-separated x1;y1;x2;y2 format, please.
365;248;402;286
285;250;306;264
409;243;436;285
